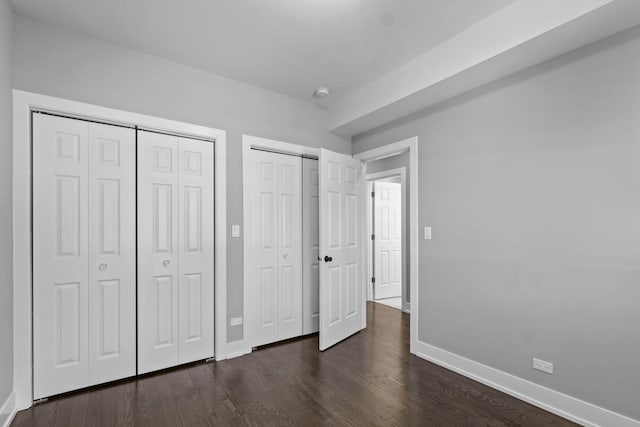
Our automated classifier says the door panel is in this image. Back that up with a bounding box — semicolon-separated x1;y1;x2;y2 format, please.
138;131;179;374
319;149;364;351
178;138;214;363
374;181;402;299
247;150;302;347
88;123;136;385
276;156;303;340
247;151;279;346
155;276;175;345
96;279;120;356
260;267;277;328
302;158;320;335
33;114;90;399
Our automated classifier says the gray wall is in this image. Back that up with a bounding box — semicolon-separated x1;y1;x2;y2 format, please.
353;27;640;421
366;152;410;304
0;0;13;413
11;14;351;343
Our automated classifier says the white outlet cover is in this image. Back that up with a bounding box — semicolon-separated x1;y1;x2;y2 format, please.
533;358;554;374
423;226;432;240
232;224;240;237
230;316;243;326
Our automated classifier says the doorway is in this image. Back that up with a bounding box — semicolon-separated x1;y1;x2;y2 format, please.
366;161;409;313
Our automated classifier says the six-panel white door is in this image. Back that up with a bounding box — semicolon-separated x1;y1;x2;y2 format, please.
33;114;90;399
277;154;303;341
246;148;278;345
33;114;136;399
373;181;402;300
302;158;320;335
246;149;303;347
88;123;137;385
318;149;365;351
137;131;214;374
137;131;179;373
178;137;215;364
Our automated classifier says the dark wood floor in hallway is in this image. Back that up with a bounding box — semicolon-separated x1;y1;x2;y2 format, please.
13;302;576;426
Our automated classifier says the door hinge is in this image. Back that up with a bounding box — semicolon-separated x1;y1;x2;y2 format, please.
371;234;375;240
371;191;375;198
371;277;375;283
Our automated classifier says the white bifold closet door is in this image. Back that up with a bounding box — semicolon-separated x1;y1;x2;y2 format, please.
137;130;214;374
302;158;320;335
246;149;303;347
33;114;136;399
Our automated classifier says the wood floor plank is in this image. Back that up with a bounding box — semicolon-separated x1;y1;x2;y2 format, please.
12;302;578;427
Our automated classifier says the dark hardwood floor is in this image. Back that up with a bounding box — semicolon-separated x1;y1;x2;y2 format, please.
13;302;576;426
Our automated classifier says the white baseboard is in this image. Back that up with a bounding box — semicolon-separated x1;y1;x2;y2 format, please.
220;340;252;360
0;391;16;427
414;340;639;427
402;302;410;313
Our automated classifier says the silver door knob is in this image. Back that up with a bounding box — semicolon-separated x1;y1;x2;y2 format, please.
162;259;170;266
283;253;289;260
98;262;108;270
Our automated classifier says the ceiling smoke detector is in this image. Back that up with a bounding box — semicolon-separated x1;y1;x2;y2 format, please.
314;87;330;98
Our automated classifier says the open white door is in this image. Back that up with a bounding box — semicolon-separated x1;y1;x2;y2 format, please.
319;149;365;351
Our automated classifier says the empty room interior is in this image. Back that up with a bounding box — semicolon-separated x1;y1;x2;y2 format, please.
1;0;640;426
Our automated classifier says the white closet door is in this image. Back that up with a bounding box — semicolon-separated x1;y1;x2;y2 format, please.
276;154;303;341
178;137;215;364
138;131;180;374
318;149;365;351
247;149;303;347
33;114;90;399
247;150;279;346
374;181;402;300
302;158;320;335
88;123;137;384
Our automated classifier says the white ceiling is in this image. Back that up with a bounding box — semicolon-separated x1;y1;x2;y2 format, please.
10;0;514;107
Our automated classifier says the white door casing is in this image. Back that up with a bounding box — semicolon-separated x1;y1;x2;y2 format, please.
246;149;303;347
137;131;180;373
178;137;215;364
373;181;402;300
88;123;137;385
33;114;136;398
302;158;320;335
318;149;365;351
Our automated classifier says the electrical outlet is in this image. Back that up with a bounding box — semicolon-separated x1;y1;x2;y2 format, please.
230;317;243;326
231;225;240;237
533;358;553;374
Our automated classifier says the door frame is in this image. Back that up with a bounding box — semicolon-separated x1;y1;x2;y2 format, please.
12;90;228;410
365;167;408;312
354;137;419;354
241;134;320;350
